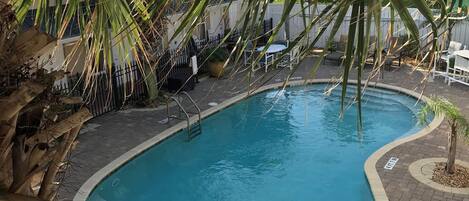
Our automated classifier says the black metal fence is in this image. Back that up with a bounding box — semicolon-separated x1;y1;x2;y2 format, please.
57;61;147;117
58;18;274;118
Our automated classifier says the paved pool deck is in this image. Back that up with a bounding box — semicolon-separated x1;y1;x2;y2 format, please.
58;57;469;201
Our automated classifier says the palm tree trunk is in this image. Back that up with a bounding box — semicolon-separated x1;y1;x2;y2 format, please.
0;114;18;166
0;81;45;122
446;122;458;174
38;124;83;200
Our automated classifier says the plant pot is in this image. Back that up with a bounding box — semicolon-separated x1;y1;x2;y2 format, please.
208;62;225;78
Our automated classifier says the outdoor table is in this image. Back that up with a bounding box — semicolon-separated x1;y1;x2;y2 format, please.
256;44;288;66
243;44;288;72
256;44;288;54
454;50;469;59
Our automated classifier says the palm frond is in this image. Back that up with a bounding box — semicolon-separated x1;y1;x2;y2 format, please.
8;0;452;125
419;97;468;137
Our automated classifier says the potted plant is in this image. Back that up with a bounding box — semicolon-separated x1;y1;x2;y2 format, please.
203;47;230;78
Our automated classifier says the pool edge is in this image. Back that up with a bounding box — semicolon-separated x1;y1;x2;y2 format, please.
73;79;443;201
363;84;444;201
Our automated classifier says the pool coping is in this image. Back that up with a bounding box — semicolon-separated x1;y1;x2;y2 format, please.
73;79;443;201
363;85;444;201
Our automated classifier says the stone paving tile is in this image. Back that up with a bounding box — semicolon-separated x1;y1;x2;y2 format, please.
58;57;469;200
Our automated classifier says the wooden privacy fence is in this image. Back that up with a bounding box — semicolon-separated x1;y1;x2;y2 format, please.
267;4;468;49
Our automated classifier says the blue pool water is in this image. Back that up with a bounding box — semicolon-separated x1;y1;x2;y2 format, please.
88;84;428;201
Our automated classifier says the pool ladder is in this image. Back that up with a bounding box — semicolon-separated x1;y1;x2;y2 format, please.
166;92;202;140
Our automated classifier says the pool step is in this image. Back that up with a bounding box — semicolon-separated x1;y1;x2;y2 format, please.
323;93;404;112
328;88;395;101
189;122;202;140
326;92;401;108
305;86;399;101
347;85;399;96
324;98;402;112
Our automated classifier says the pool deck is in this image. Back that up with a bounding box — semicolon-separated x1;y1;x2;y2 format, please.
59;57;469;201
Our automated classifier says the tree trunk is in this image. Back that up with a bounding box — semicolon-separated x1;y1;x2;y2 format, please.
38;124;82;200
25;108;93;145
144;66;159;103
0;81;45;122
0;114;18;166
10;135;32;195
2;193;42;201
8;108;91;197
446;122;458;174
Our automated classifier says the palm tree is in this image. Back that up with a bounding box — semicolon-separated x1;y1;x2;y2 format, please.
0;0;160;200
418;97;469;174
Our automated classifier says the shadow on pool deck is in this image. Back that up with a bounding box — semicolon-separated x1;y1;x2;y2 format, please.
58;57;469;201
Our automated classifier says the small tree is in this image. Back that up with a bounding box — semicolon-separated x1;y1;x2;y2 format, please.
418;97;469;174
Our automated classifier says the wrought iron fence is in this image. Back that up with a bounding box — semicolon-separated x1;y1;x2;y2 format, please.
57;18;274;118
57;61;147;117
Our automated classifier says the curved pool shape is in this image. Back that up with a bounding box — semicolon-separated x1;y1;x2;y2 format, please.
88;84;428;201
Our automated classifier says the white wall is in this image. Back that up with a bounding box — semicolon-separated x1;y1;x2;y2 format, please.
166;1;242;49
39;42;65;72
38;37;81;87
167;13;185;49
229;2;242;29
206;4;227;37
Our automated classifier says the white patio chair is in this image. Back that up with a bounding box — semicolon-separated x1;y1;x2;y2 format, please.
278;46;300;70
244;49;254;66
261;53;274;72
433;41;463;80
245;50;274;72
291;45;301;65
440;41;463;62
447;51;469;86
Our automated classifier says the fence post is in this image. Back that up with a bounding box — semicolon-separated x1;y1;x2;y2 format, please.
111;64;122;110
263;20;267;34
269;18;273;33
139;62;150;102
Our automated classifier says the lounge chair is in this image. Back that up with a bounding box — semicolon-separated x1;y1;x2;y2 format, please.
383;37;403;70
365;36;377;63
325;35;347;65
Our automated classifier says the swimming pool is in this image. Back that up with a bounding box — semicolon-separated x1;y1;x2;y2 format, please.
87;84;428;201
